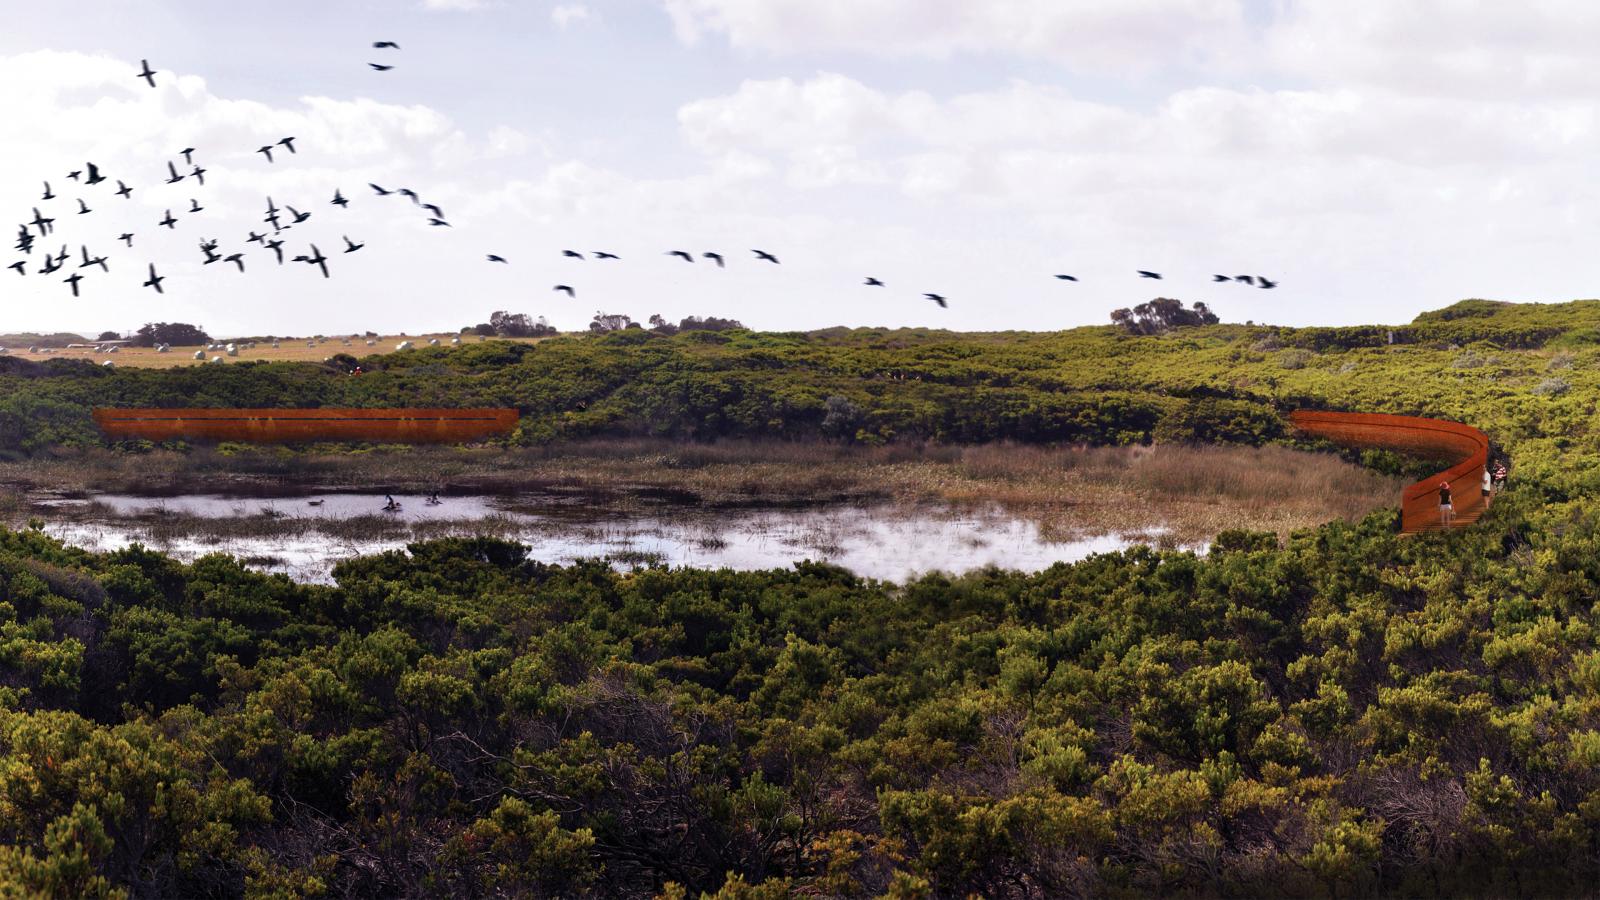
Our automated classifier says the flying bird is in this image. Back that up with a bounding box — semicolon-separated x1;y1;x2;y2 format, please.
84;163;105;186
63;272;84;297
563;250;585;260
159;210;177;229
137;59;157;88
224;253;245;272
67;170;81;182
1055;275;1078;282
1137;271;1162;279
76;199;91;215
1257;277;1278;289
278;136;297;154
667;250;694;263
426;218;451;227
304;244;330;278
865;277;884;287
191;165;206;186
7;261;25;276
924;293;948;308
369;63;394;71
257;145;275;164
181;148;195;165
421;203;444;218
331;189;348;208
166;161;184;184
286;205;310;225
79;245;109;271
116;180;132;199
398;188;419;205
703;252;725;267
30;208;54;236
1234;275;1255;286
487;254;508;263
247;231;265;244
553;285;576;297
41;182;54;201
143;263;164;293
119;233;134;247
753;250;779;264
594;251;620;260
1213;275;1231;282
264;197;282;232
189;199;204;213
265;239;285;264
369;183;393;196
343;235;364;253
373;41;400;49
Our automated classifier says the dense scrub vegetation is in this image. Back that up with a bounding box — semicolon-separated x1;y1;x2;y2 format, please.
8;298;1600;895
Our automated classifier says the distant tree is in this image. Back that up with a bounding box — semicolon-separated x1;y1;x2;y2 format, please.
489;311;556;338
472;323;497;337
677;315;745;332
648;314;678;335
133;323;210;347
589;311;634;333
96;331;122;342
1110;299;1219;335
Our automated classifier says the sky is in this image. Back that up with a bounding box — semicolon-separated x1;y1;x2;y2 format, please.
3;0;1600;336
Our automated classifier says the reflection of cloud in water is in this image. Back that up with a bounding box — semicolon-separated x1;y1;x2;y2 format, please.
36;492;1174;585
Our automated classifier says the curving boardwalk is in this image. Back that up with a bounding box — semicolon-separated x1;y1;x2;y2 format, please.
1289;410;1491;533
93;408;519;444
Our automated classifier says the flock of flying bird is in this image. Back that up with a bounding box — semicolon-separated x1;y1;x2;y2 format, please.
13;48;1283;310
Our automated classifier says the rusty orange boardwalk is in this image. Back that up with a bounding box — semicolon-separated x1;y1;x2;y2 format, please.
1289;410;1491;534
93;408;519;444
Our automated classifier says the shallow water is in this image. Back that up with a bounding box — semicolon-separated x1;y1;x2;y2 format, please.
29;492;1167;584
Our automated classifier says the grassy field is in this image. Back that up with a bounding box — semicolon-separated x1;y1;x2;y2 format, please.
0;333;552;367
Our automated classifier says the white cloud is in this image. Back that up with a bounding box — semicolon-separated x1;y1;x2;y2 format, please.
551;4;593;29
660;0;1249;71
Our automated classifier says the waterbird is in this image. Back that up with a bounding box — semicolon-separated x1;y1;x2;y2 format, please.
1257;277;1278;289
374;41;400;49
76;199;91;215
703;252;725;267
398;188;419;204
67;170;81;182
369;183;392;196
554;285;576;297
79;245;108;271
753;250;779;264
119;233;133;247
342;235;364;253
224;253;245;272
594;251;619;260
286;205;310;224
1234;275;1255;286
41;182;54;200
247;231;265;244
7;261;24;276
421;203;444;218
307;499;324;506
39;253;62;275
189;198;203;213
191;165;206;186
924;293;948;308
487;254;508;263
1055;275;1078;282
116;180;132;199
1137;270;1162;279
304;244;330;278
257;145;275;164
30;209;53;236
667;250;694;262
278;136;297;154
563;250;584;260
331;189;348;208
265;239;285;264
865;277;884;286
137;59;156;88
143;263;164;293
181;148;195;165
426;218;451;227
1213;274;1231;282
369;63;394;71
159;210;177;229
63;272;84;296
166;161;184;184
84;162;105;186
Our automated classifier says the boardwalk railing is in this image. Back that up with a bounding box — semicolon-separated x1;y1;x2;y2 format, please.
1288;410;1490;533
93;408;519;444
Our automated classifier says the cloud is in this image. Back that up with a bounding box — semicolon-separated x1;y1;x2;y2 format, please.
421;0;490;10
551;4;593;29
660;0;1249;71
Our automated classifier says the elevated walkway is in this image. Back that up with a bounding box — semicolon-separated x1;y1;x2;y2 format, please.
1288;410;1491;534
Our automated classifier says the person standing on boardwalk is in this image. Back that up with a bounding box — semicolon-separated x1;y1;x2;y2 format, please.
1438;481;1454;526
1483;466;1493;505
